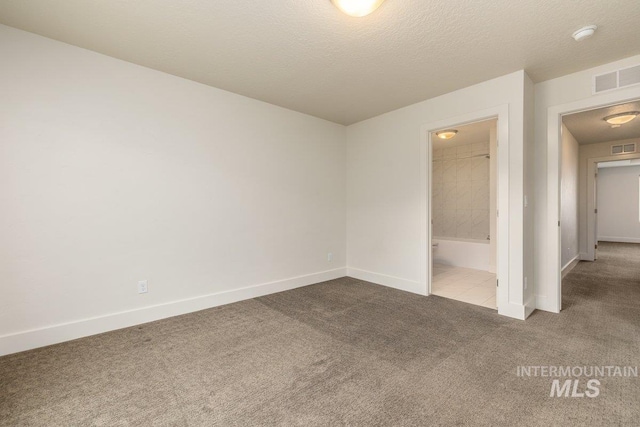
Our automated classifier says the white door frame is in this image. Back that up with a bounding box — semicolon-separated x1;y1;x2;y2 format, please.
546;87;640;313
586;153;640;259
420;105;510;314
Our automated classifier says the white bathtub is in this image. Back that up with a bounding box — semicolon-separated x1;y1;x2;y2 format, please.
432;237;494;272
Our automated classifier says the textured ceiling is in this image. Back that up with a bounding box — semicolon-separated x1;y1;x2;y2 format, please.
563;101;640;145
1;0;640;125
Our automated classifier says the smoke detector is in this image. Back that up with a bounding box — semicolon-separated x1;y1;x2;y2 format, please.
572;25;597;41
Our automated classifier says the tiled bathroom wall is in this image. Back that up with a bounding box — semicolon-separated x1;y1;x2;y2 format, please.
432;141;490;241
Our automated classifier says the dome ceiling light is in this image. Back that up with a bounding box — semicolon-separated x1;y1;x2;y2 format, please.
330;0;386;17
604;112;639;127
436;130;458;140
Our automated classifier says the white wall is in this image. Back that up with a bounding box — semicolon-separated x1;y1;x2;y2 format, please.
597;165;640;243
560;124;579;268
6;24;638;354
0;25;347;355
534;54;640;312
346;70;532;319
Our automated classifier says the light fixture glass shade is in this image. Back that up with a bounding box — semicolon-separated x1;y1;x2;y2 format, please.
436;130;458;140
330;0;385;17
604;112;640;125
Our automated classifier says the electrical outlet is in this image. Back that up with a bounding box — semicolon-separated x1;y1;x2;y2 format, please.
138;280;148;294
327;252;333;262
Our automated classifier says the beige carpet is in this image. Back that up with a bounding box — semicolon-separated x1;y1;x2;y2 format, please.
1;242;639;426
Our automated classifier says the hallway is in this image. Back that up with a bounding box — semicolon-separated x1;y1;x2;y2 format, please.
561;242;640;311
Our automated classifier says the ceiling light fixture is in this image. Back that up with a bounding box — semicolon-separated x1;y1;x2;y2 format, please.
603;111;640;125
436;130;458;140
572;25;597;41
330;0;385;17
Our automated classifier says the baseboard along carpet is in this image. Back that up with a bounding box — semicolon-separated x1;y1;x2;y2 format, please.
1;242;639;425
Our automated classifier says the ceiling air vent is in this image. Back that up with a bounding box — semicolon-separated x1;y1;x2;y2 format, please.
594;71;617;93
593;64;640;94
611;143;636;155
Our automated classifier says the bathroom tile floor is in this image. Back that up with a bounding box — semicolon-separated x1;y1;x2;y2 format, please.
431;263;497;309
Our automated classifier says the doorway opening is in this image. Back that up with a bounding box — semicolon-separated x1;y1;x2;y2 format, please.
559;100;640;283
429;119;498;309
421;104;509;316
595;158;640;248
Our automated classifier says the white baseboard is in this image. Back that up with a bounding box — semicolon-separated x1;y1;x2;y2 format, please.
0;267;347;357
523;294;537;319
498;302;527;320
598;236;640;244
346;267;425;296
579;252;591;261
561;255;580;278
561;254;579;272
535;294;560;314
348;267;529;320
524;303;536;319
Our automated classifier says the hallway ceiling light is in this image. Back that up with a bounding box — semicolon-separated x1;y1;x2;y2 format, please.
436;130;458;140
330;0;385;17
572;25;597;41
603;111;640;125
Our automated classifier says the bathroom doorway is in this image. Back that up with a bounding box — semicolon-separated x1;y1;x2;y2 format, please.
430;119;498;309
